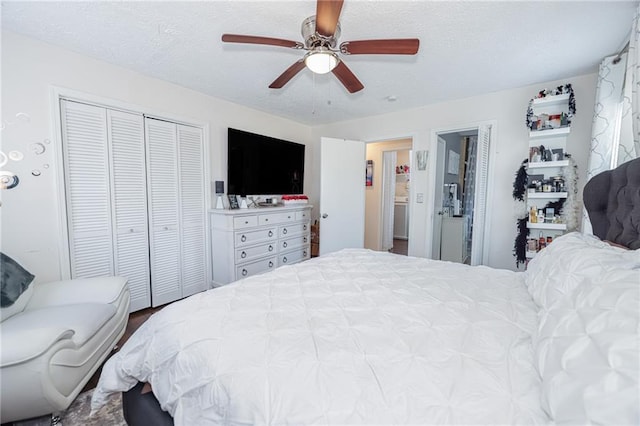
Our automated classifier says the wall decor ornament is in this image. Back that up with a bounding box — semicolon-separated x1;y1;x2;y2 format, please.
365;160;373;187
0;171;20;189
416;150;428;170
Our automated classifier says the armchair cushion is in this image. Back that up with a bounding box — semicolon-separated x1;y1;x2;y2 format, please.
1;253;35;315
0;303;116;367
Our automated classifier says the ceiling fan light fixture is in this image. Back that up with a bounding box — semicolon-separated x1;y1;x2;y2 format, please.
304;49;338;74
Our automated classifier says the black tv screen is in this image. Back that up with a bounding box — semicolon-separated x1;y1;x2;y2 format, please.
227;128;305;196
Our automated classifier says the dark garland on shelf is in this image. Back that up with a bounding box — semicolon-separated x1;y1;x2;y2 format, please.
514;216;529;267
525;84;576;130
512;159;528;201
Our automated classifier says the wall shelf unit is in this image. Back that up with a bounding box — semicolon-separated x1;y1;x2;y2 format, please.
528;160;570;169
521;85;576;262
529;126;571;139
528;192;568;199
527;222;567;230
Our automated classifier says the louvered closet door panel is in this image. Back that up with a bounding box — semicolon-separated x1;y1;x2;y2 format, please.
108;110;151;311
471;124;491;265
61;100;114;278
145;118;181;306
177;124;206;297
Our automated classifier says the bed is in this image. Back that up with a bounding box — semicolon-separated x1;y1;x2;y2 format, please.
92;158;640;425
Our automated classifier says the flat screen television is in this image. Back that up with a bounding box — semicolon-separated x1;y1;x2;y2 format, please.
227;128;305;196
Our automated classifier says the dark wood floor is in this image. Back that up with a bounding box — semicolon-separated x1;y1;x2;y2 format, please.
83;305;164;392
390;238;408;256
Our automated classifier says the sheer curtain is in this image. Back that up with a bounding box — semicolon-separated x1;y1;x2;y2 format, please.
585;5;639;231
381;151;397;251
620;5;640;162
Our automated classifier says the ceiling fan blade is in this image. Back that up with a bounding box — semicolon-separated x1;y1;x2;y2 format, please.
222;34;303;49
340;39;420;55
315;0;344;37
269;60;307;89
332;61;364;93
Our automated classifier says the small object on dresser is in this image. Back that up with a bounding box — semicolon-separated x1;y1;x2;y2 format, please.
282;194;309;205
228;194;239;209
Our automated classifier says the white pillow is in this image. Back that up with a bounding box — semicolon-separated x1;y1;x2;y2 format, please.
528;232;640;424
525;232;640;309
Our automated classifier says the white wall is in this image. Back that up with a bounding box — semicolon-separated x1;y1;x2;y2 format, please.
311;73;597;270
0;31;312;283
1;30;599;279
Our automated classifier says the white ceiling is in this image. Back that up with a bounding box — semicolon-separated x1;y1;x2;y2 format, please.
2;1;636;126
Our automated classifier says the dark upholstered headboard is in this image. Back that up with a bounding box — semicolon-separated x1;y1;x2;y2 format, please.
583;157;640;249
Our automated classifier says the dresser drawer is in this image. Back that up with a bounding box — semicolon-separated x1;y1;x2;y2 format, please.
279;222;309;238
235;242;276;264
280;234;309;251
295;210;310;221
233;215;258;229
279;246;310;266
235;227;277;247
258;211;296;226
236;256;277;280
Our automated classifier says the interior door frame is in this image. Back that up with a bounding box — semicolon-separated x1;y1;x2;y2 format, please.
431;136;446;260
428;121;497;265
365;135;415;254
50;86;211;283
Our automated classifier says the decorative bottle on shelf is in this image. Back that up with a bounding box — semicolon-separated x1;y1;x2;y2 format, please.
529;206;537;223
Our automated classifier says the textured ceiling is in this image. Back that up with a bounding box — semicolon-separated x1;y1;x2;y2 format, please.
2;1;636;125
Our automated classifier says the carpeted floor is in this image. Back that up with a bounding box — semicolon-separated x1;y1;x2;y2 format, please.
13;389;125;426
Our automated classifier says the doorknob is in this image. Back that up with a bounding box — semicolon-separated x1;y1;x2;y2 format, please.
322;213;328;219
438;211;445;216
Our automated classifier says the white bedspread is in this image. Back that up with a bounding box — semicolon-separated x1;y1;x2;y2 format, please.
93;249;547;425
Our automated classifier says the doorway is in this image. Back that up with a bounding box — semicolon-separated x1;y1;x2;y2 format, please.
431;124;492;265
364;138;413;255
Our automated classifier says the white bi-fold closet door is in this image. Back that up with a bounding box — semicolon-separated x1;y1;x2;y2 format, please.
60;100;206;311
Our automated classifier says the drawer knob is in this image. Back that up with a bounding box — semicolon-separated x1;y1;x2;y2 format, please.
303;250;307;257
241;235;247;242
303;224;307;230
244;220;249;224
268;261;274;268
265;218;269;222
130;228;135;233
283;256;288;263
241;268;248;276
269;245;274;252
268;230;273;237
304;237;307;243
164;226;169;231
241;251;247;258
283;242;288;248
287;215;291;219
283;228;288;234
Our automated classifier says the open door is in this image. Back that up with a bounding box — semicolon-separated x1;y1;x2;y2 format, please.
431;136;446;259
319;137;365;255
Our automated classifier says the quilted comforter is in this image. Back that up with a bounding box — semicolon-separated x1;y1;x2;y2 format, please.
92;249;547;424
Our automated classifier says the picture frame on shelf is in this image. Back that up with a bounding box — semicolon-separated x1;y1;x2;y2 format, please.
551;148;564;161
228;194;239;209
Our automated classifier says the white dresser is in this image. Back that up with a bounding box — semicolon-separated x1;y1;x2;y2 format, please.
210;205;312;286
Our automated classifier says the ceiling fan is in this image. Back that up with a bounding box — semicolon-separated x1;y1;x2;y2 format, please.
221;0;419;94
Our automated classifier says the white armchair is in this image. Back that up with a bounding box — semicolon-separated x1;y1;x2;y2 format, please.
0;257;130;424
